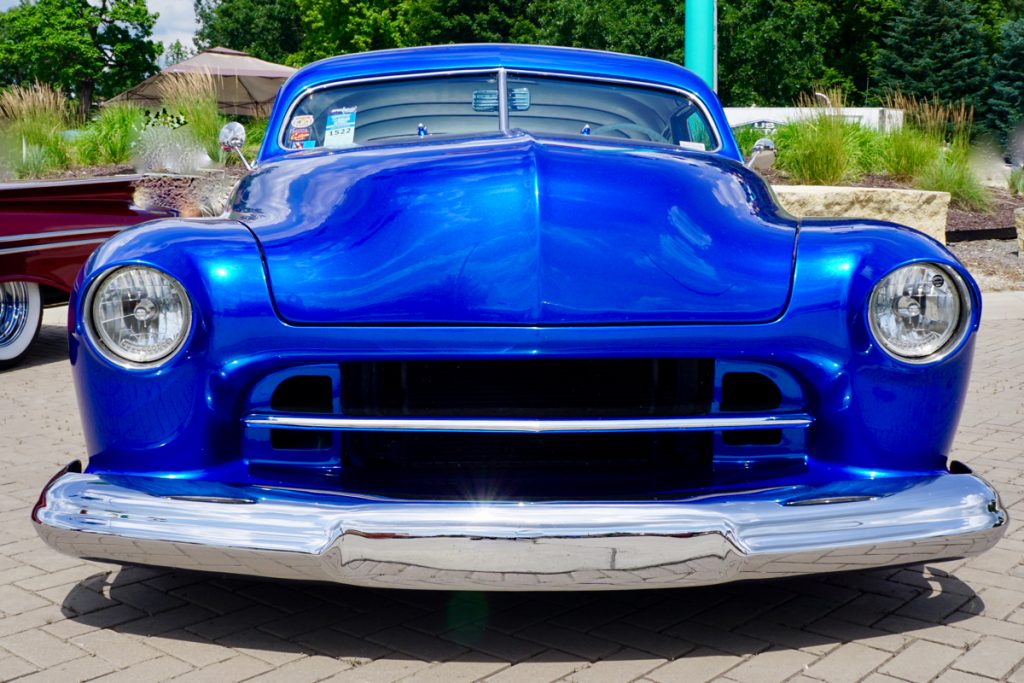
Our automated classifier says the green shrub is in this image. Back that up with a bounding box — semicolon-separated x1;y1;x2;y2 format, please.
914;141;991;211
847;124;886;175
238;117;267;164
0;83;71;177
772;89;886;184
1010;166;1024;196
774;116;859;184
881;126;941;180
732;126;766;159
159;70;226;164
76;104;146;165
882;92;993;211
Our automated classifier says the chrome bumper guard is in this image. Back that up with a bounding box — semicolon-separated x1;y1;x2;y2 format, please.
33;465;1006;590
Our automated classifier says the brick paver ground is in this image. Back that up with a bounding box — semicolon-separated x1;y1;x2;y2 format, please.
1;298;1022;683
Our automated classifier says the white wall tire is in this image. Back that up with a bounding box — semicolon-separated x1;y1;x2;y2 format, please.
0;281;42;368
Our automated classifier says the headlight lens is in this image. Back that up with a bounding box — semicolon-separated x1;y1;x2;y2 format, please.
868;263;969;361
88;266;191;365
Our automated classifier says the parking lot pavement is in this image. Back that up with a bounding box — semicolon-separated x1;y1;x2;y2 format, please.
1;301;1022;683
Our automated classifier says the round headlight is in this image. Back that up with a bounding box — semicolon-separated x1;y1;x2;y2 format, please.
868;263;970;362
87;266;192;366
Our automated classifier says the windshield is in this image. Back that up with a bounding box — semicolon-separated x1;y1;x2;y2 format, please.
281;71;718;151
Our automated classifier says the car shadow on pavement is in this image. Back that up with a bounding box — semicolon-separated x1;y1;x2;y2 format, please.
1;321;69;372
59;563;985;663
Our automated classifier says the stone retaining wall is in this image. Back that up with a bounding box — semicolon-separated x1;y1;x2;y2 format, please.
773;185;951;244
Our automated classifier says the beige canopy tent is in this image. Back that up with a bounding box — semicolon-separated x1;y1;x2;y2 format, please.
108;47;296;117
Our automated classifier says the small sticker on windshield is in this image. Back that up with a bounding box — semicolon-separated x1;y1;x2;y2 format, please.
291;114;314;129
289;128;311;142
325;106;357;148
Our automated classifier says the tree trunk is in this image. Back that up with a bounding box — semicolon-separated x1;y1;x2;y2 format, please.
77;80;95;121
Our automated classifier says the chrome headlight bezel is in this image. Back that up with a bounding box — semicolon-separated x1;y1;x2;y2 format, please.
867;262;973;365
83;265;193;369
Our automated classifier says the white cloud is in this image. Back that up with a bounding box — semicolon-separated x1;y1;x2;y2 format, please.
149;0;199;52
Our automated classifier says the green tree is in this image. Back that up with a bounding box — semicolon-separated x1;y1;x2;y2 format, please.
403;0;537;45
289;0;407;64
164;39;193;66
525;0;683;63
974;0;1024;49
874;0;990;107
194;0;302;64
825;0;901;102
985;17;1024;145
0;0;160;117
718;0;842;106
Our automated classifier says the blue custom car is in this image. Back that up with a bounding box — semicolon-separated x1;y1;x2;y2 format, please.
33;45;1006;590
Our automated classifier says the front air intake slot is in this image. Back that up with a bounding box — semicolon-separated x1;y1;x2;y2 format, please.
270;375;333;449
719;372;783;446
719;372;782;412
339;358;714;418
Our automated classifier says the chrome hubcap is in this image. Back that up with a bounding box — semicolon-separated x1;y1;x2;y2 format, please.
0;281;30;348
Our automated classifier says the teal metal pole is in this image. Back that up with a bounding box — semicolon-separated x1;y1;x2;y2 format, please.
684;0;717;91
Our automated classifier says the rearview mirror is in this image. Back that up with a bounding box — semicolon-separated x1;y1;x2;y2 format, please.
746;137;776;172
219;122;251;170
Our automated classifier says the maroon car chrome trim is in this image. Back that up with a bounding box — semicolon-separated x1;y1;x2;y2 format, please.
0;225;125;244
0;237;111;256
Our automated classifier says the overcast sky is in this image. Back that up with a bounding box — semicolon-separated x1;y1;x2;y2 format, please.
0;0;199;53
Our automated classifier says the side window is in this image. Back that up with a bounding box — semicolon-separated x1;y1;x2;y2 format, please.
682;111;715;151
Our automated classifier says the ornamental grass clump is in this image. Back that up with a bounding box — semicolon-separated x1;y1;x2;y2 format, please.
240;117;268;162
916;138;991;211
159;69;226;164
880;92;944;181
1010;167;1024;196
76;103;147;165
0;83;71;177
904;96;990;212
774;89;876;185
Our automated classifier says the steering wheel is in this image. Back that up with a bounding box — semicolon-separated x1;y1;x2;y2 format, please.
591;122;669;143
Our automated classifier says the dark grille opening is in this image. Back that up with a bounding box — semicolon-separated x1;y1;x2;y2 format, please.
340;358;714;418
722;429;783;446
719;372;782;412
271;375;333;450
339;431;712;499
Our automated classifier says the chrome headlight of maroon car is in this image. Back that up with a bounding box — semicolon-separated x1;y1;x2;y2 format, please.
868;262;971;363
85;266;191;367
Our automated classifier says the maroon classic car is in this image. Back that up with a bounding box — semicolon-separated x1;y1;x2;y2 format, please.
0;176;171;366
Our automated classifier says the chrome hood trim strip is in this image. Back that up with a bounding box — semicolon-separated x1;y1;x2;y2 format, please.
241;412;814;433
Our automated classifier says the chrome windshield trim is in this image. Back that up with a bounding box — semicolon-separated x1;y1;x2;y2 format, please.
242;413;814;433
0;237;109;256
0;225;123;245
497;67;510;131
276;67;722;153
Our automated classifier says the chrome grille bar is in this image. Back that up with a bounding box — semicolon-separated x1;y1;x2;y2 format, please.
242;413;814;434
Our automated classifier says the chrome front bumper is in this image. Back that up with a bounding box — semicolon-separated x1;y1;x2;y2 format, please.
33;465;1007;590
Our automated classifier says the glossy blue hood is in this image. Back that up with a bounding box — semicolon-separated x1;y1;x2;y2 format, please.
232;132;798;325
